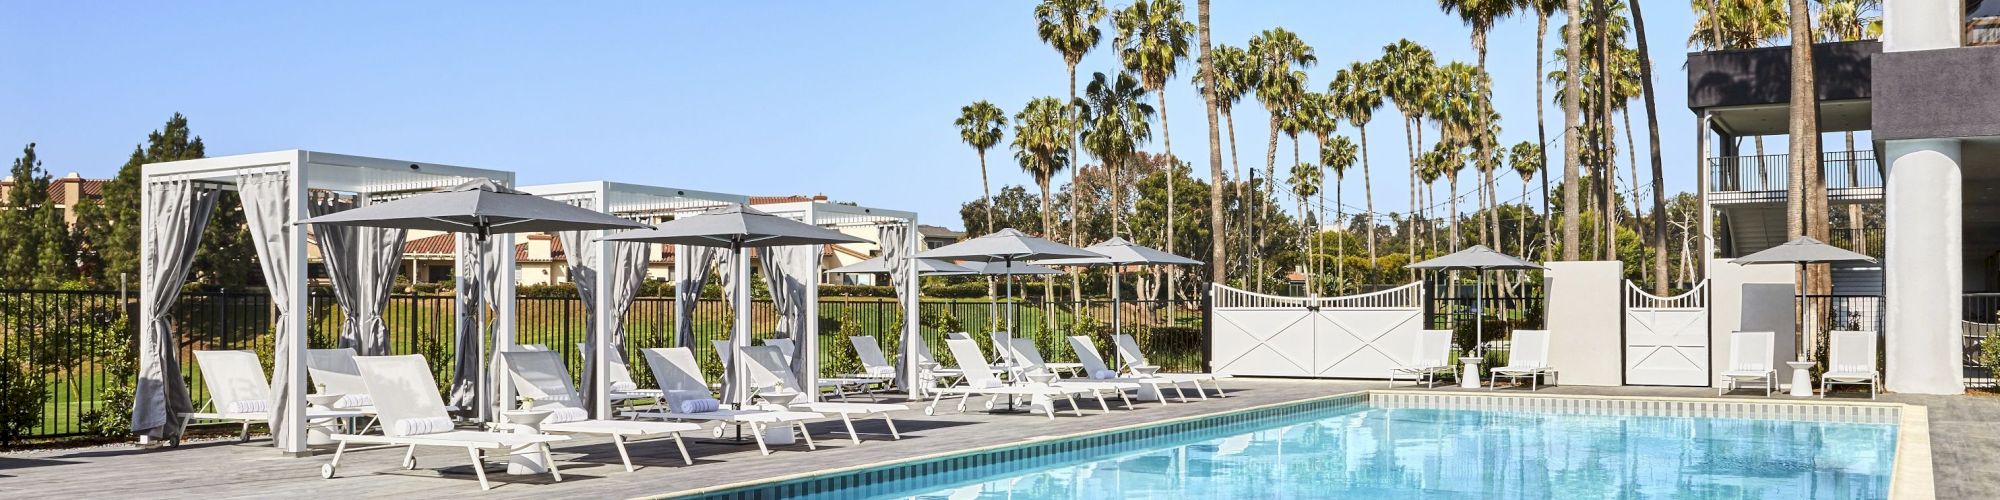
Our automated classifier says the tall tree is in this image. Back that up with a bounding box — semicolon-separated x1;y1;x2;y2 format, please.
1198;42;1255;280
1628;0;1669;293
1248;28;1315;288
1786;0;1829;355
1013;97;1076;245
1286;160;1321;278
1380;40;1435;261
1524;0;1563;260
2;143;77;287
1034;0;1106;300
1079;71;1157;238
955;101;1009;232
1196;0;1227;287
1329;61;1385;265
1560;0;1584;261
1114;0;1193;294
1510;141;1544;256
1321;135;1358;284
76;113;210;285
1440;0;1517;248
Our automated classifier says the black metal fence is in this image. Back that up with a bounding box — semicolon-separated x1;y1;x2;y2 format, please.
1;288;1206;441
1425;282;1546;365
1964;294;2000;388
1709;150;1881;193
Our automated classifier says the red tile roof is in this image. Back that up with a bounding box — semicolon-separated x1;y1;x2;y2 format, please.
0;175;107;205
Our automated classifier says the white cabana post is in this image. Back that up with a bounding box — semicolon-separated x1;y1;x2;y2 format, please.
517;181;746;418
758;201;920;400
138;150;514;455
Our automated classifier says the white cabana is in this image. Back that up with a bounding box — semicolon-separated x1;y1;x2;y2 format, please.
516;181;747;417
756;201;921;399
137;150;515;455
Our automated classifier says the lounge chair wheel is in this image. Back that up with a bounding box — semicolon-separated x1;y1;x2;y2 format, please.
712;426;727;438
402;456;417;470
923;406;935;416
320;463;336;479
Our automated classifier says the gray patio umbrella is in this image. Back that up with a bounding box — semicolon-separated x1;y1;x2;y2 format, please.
959;260;1066;333
827;256;977;276
1406;245;1545;357
1038;237;1203;368
297;179;647;422
1731;236;1876;361
917;228;1103;337
604;204;865;407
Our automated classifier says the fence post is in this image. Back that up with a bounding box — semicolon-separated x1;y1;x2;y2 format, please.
1201;287;1213;373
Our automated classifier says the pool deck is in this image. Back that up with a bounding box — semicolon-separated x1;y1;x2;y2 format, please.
2;379;1995;499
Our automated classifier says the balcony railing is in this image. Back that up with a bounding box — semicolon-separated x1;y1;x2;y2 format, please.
1709;150;1881;194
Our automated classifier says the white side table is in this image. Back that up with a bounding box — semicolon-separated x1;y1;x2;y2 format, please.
1786;361;1816;397
1130;365;1165;401
501;410;553;475
1459;357;1483;389
755;392;801;445
304;393;346;446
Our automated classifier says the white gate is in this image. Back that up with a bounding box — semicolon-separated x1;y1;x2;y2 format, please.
1623;280;1711;386
1209;283;1425;378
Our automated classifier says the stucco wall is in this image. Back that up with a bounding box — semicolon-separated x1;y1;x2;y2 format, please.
1544;261;1624;386
1709;258;1798;388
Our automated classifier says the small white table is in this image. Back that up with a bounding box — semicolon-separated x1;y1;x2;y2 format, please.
1459;357;1483;389
755;392;801;445
1128;365;1167;401
501;410;553;475
304;393;346;446
1786;361;1816;397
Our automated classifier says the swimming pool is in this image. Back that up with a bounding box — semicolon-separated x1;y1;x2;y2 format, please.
684;393;1905;499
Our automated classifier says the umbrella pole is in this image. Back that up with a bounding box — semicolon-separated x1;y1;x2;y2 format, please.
734;243;752;408
1112;264;1122;372
475;231;490;423
1474;270;1483;359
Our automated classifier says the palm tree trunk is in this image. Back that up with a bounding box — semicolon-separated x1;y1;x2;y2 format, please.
1405;117;1417;265
1521;178;1531;256
1262;114;1281;291
1200;0;1226;288
1561;0;1584;262
979;151;994;232
1845;131;1862;248
1159;91;1178;300
1632;0;1671;295
1623;108;1644;283
1227;111;1244;280
1449;174;1461;251
1335;176;1345;288
1475;28;1491;250
1359;125;1377;265
1787;0;1832;360
1597;0;1618;262
1067;62;1082;304
1535;9;1555;262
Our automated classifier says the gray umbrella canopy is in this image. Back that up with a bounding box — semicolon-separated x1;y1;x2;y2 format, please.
1036;237;1203;266
915;228;1103;262
296;179;648;235
1406;245;1546;271
602;204;866;247
961;260;1065;276
1730;236;1876;265
828;256;976;276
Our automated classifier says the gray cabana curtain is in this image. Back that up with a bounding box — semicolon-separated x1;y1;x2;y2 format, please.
759;245;820;392
718;246;747;405
672;244;725;349
560;231;649;410
238;172;297;449
132;180;218;440
309;194;406;355
448;233;501;417
879;225;913;390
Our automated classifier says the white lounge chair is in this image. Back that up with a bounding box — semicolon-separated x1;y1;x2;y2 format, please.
910;334;965;387
765;337;890;401
1719;331;1777;397
1007;338;1136;412
1112;334;1229;398
740;345;908;444
321;354;569;491
1389;330;1455;388
625;347;824;455
1067;335;1190;402
573;343;664;402
924;339;1091;420
502;350;702;471
182;350;367;443
1821;330;1880;399
846;335;901;381
305;348;378;411
1489;330;1557;391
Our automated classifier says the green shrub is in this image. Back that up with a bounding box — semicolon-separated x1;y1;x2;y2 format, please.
820;284;894;298
923;281;988;299
0;346;47;446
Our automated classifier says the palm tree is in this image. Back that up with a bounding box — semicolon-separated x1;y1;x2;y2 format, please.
1524;0;1562;261
1196;0;1226;287
1114;0;1193;295
1440;0;1516;248
1197;43;1256;278
1785;0;1830;355
1329;61;1384;265
1322;135;1358;284
1560;0;1585;261
1013;97;1076;242
1301;92;1340;283
1287;160;1322;280
1627;0;1670;293
1248;28;1314;288
1510;141;1543;256
1379;39;1435;261
1416;147;1449;255
1079;71;1157;238
1689;0;1788;157
1035;0;1106;299
1430;61;1488;251
956;101;1009;231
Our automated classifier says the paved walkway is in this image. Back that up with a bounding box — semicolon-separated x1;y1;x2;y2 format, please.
1;380;1994;499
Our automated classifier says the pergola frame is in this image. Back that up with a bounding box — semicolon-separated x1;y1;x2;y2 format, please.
516;181;749;417
140;150;515;456
756;201;920;398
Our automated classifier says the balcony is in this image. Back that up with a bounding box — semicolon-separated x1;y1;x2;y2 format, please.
1708;150;1882;204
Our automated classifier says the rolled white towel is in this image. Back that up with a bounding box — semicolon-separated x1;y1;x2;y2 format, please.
224;399;271;414
1091;369;1118;380
393;416;455;436
545;407;590;424
334;393;373;409
610;381;639;392
867;366;897;377
665;389;711;410
677;398;720;414
973;378;1006;389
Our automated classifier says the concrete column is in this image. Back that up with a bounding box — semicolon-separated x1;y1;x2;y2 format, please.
1883;139;1964;394
1882;0;1963;52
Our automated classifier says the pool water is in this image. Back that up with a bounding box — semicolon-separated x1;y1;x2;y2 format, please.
892;406;1897;499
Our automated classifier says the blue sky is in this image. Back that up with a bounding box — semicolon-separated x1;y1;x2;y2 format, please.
2;1;1702;231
